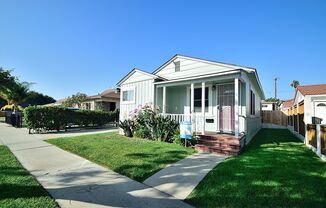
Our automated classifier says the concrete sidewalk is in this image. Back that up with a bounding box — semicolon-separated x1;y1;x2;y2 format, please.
144;153;228;199
0;123;192;208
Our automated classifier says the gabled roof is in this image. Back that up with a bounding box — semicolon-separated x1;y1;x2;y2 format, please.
296;84;326;96
152;54;256;75
86;88;120;100
281;99;294;108
117;68;158;86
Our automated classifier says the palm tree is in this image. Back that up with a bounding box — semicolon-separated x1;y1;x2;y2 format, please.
0;69;31;110
0;81;30;111
290;80;300;89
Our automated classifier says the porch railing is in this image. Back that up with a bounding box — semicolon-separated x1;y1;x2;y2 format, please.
161;113;204;133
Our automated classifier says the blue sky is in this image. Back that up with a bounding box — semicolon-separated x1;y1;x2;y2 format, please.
1;0;325;100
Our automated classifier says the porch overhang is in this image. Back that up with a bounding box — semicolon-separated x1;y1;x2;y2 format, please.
153;69;241;87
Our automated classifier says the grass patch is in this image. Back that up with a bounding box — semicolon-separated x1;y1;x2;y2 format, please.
186;129;326;208
0;146;57;208
47;132;195;182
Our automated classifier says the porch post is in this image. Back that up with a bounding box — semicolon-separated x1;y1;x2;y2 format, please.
191;83;194;114
201;82;205;135
234;78;239;137
191;83;195;132
163;86;166;114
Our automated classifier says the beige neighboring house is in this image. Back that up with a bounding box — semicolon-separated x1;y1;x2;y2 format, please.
44;98;67;106
279;99;294;114
81;88;120;111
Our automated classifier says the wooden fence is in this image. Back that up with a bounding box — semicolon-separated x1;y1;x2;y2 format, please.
307;124;326;156
262;110;287;126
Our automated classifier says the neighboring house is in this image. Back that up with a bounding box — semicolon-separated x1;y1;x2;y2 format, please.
279;99;294;114
117;54;265;144
261;101;278;111
287;84;326;137
81;88;120;111
44;98;67;106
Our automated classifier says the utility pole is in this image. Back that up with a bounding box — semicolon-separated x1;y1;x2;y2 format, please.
274;77;279;99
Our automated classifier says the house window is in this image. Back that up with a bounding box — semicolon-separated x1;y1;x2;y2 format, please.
109;102;116;111
174;61;180;72
122;87;135;103
194;87;209;112
85;103;91;110
250;90;255;115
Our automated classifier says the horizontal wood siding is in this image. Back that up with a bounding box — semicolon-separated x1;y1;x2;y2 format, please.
246;117;262;143
156;57;237;80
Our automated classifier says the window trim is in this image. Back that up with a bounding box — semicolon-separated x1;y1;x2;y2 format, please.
121;86;136;104
193;86;210;113
174;61;180;72
250;90;256;116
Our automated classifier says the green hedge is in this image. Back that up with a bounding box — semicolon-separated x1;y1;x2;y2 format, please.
24;106;119;132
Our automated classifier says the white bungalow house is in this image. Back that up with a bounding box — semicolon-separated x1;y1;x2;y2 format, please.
117;55;265;151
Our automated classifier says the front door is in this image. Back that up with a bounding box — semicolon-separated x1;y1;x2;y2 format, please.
217;83;235;132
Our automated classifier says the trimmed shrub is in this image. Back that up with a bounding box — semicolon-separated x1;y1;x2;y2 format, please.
24;106;118;132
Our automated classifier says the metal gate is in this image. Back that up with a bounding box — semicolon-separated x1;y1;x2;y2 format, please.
217;83;235;132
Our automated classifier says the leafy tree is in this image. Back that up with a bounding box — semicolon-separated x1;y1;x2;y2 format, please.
0;68;16;91
0;81;31;110
20;91;56;107
62;92;87;108
265;97;280;102
290;80;300;88
0;68;31;110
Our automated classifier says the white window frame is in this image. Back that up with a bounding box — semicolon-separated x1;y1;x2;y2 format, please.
122;86;136;104
250;90;256;116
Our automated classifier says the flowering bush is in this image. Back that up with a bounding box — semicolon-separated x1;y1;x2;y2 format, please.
126;103;178;142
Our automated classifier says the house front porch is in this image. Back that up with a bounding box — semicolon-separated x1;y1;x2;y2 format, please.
155;75;248;137
154;75;249;155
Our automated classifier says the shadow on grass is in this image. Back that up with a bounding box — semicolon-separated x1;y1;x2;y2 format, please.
186;129;326;208
0;146;57;207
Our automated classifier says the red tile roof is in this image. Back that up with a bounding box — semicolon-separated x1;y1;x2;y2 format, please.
297;84;326;96
282;99;294;108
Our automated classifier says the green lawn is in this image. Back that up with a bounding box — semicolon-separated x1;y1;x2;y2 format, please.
186;129;326;208
47;132;195;182
0;146;57;208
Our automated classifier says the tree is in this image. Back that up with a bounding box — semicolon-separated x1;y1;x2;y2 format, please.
265;97;280;103
0;68;31;110
20;91;56;107
0;81;31;110
62;92;87;108
0;68;16;91
290;80;300;89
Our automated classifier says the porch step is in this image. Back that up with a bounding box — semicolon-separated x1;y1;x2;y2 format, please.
198;137;241;147
195;144;240;156
195;134;244;156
